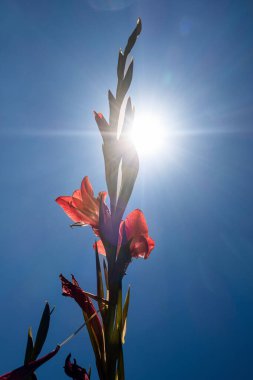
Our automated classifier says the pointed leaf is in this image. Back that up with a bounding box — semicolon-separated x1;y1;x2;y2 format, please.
117;49;125;81
117;60;133;101
102;141;121;216
32;303;50;360
95;242;104;301
108;90;118;133
116;285;123;331
124;18;142;58
116;141;139;221
121;97;134;138
24;327;34;365
116;340;125;380
103;259;109;298
122;287;130;344
82;310;101;360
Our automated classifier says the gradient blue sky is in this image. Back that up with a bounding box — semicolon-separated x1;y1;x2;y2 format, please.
1;1;253;379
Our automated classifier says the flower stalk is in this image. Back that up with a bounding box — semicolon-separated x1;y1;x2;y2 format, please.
56;18;155;380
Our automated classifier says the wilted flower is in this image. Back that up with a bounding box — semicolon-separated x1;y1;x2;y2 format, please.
0;346;60;380
60;274;104;362
64;354;90;380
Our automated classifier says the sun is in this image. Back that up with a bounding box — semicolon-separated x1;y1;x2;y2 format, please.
131;111;167;156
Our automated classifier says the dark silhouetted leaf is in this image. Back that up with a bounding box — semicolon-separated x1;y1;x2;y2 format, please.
124;18;142;58
24;327;34;365
117;60;133;101
121;97;134;137
103;259;109;295
117;49;125;81
32;303;50;360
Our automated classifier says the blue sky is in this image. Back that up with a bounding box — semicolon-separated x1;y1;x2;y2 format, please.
1;0;253;379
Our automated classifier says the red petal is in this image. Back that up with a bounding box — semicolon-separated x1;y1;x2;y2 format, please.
94;240;106;256
56;197;86;223
80;177;100;222
71;197;98;226
130;236;155;259
125;209;149;240
130;236;148;258
81;176;94;200
72;189;82;200
146;236;155;257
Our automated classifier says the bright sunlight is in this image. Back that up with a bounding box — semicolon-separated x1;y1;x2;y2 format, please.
131;111;167;156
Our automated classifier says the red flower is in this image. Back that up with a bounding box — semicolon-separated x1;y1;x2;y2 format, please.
56;177;155;259
124;209;155;259
64;354;90;380
0;346;60;380
97;209;155;259
56;177;106;236
59;275;104;360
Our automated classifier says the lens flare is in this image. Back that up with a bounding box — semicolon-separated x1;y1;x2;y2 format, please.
131;112;166;156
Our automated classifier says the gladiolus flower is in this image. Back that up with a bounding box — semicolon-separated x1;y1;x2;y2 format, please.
59;274;104;358
64;354;90;380
56;176;106;236
0;346;60;380
97;208;155;259
124;209;155;259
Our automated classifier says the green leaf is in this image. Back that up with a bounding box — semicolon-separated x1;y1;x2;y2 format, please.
108;90;118;134
32;302;50;360
95;241;104;302
117;141;139;222
95;242;108;322
82;307;105;378
24;327;34;365
102;141;121;219
116;285;123;332
116;340;125;380
122;287;130;344
117;59;133;101
117;49;125;81
121;97;134;138
103;259;109;294
124;18;142;59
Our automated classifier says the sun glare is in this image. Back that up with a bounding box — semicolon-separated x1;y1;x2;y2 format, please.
131;111;166;156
